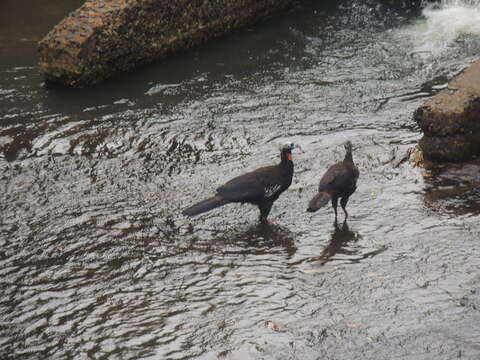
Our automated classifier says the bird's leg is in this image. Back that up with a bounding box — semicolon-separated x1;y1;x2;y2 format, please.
333;217;339;228
331;197;338;219
259;201;273;223
340;197;349;219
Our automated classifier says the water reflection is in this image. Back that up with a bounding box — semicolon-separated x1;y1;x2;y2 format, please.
291;220;361;267
296;220;388;268
316;220;360;265
424;181;480;216
192;222;297;258
423;161;480;216
2;1;480;359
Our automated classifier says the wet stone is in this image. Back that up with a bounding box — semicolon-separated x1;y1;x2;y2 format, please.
38;0;295;86
415;59;480;163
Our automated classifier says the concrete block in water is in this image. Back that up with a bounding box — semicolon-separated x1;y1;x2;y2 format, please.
38;0;294;86
414;60;480;162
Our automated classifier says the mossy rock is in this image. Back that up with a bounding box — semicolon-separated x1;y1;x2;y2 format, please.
38;0;295;86
419;135;480;163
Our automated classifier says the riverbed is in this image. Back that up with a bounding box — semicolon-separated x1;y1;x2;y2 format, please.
1;0;480;359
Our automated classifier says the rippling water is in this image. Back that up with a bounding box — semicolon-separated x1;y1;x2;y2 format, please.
1;1;480;359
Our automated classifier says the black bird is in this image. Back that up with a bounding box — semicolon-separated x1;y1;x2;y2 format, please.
307;141;359;219
182;143;298;222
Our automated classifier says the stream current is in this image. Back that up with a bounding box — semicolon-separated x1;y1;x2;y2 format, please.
1;0;480;359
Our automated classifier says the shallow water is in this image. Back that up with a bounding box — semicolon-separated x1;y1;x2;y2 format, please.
1;0;480;359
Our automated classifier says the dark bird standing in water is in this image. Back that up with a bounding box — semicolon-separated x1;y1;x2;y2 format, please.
182;143;298;223
307;141;359;219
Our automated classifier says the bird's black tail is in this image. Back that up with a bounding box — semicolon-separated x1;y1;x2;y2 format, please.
307;192;331;212
182;196;227;217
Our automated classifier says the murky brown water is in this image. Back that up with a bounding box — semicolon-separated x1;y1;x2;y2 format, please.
1;0;480;359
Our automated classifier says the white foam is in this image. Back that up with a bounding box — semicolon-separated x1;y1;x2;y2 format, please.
398;0;480;57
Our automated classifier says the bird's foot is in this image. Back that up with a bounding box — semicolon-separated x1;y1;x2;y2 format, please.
260;218;277;227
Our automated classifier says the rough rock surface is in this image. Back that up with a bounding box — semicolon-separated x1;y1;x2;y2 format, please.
414;59;480;162
38;0;294;86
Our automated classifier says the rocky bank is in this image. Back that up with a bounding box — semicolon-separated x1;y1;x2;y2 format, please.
414;59;480;163
37;0;480;164
38;0;295;86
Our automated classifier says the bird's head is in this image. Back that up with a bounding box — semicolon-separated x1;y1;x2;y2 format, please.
280;143;300;162
344;141;353;153
343;141;354;162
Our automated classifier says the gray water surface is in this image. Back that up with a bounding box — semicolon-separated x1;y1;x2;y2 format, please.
1;1;480;359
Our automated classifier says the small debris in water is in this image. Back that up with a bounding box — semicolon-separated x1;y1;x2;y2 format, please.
265;320;281;331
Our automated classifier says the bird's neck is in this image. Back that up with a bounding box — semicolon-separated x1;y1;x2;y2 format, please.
280;157;294;175
343;150;353;164
280;151;293;164
278;151;294;180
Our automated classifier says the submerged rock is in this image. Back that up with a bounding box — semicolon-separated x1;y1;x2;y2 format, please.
38;0;294;86
414;60;480;162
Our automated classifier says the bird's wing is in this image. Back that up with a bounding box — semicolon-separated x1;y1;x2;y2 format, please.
319;163;353;191
353;164;360;180
216;168;267;201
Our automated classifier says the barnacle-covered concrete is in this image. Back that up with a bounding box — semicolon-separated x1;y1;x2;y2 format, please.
38;0;294;86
